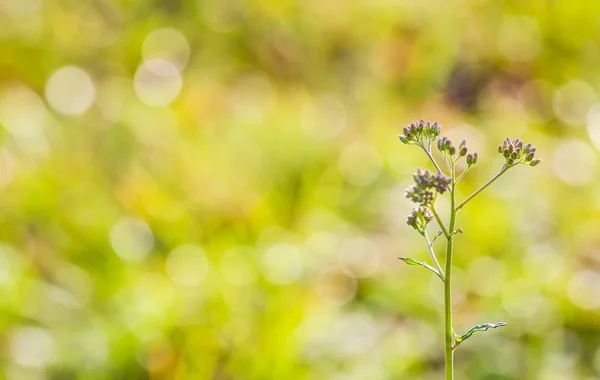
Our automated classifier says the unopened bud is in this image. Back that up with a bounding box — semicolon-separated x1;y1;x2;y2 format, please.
530;158;541;166
449;146;456;155
466;152;478;165
459;146;468;157
430;122;441;137
399;135;408;144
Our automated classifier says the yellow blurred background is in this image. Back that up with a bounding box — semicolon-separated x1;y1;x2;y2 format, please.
1;0;600;379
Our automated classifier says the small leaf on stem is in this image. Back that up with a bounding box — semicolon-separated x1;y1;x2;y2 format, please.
399;257;443;281
455;322;507;344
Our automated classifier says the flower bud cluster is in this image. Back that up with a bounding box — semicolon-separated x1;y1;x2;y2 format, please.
466;152;478;165
398;120;441;144
437;136;456;155
497;138;541;166
406;206;434;235
405;169;452;206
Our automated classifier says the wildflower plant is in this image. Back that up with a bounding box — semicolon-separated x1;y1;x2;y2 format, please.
398;120;540;379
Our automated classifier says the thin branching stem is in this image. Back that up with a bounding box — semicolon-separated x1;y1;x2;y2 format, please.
455;165;471;184
424;231;445;281
420;144;445;175
430;204;449;239
455;165;509;212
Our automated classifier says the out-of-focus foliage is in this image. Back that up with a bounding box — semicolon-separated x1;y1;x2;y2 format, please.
1;0;600;379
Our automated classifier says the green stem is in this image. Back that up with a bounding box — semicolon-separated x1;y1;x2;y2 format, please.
430;204;450;239
455;165;471;184
455;165;508;212
424;231;445;281
445;162;456;380
420;145;445;175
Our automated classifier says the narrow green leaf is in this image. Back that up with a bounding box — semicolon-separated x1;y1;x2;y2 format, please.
456;322;507;343
398;257;443;280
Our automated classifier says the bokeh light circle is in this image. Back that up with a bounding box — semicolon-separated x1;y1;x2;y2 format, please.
165;244;209;286
142;28;190;70
552;139;596;186
10;327;55;368
0;85;47;137
261;244;303;285
553;80;597;126
568;270;600;309
109;217;154;261
45;66;96;115
134;59;182;106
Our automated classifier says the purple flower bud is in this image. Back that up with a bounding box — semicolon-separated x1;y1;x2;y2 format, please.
530;158;541;166
503;149;510;158
431;122;441;136
437;138;445;152
459;139;467;149
449;146;456;155
459;146;467;157
497;145;503;153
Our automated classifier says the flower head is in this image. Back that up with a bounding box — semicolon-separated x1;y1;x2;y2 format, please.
405;169;451;206
437;136;456;156
498;138;540;167
466;152;478;166
406;206;434;235
399;120;441;145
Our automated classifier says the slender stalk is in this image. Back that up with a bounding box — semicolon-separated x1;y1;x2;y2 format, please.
455;165;508;212
424;231;445;281
430;204;450;239
420;145;445;175
445;162;457;379
455;165;471;184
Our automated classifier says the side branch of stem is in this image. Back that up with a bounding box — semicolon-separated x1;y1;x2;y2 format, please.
420;145;445;175
424;231;445;281
455;165;508;212
430;205;449;239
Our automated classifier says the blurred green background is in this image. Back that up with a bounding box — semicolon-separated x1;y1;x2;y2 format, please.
1;0;600;379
